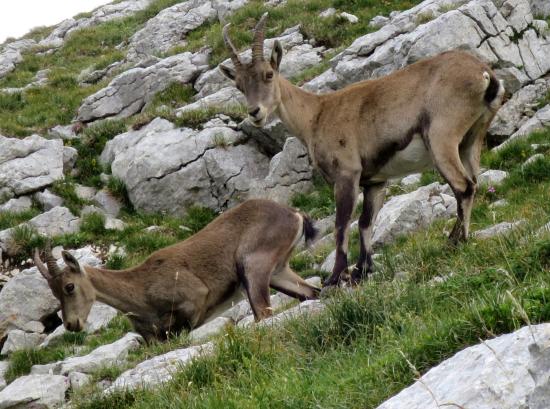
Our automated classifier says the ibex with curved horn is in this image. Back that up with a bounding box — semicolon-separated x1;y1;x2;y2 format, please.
220;14;505;286
34;199;320;342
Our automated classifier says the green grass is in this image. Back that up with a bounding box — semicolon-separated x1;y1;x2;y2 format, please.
291;173;335;218
170;0;423;67
0;0;183;137
0;209;41;230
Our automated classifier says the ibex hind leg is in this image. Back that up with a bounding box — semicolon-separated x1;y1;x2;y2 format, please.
270;265;320;300
237;254;275;322
429;120;477;244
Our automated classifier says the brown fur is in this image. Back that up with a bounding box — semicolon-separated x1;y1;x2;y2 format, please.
34;199;320;342
220;17;505;286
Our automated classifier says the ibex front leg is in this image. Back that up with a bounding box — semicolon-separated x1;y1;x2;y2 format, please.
351;183;385;284
324;173;359;287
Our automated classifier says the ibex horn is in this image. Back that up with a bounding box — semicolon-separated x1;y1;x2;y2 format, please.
252;12;268;62
223;23;242;68
33;248;52;280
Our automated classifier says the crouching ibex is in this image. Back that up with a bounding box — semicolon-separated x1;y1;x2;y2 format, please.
34;199;320;342
220;14;505;287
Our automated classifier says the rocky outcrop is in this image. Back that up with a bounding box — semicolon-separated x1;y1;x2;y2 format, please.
0;374;69;409
39;0;155;49
372;182;456;247
495;104;550;150
0;135;64;199
127;0;217;62
248;137;313;204
307;0;550;94
76;51;210;122
0;197;32;213
376;324;550;409
0;39;36;79
0;207;80;256
473;219;527;239
489;79;550;141
105;342;214;393
101;118;269;213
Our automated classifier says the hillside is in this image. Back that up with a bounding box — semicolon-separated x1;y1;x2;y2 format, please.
0;0;549;408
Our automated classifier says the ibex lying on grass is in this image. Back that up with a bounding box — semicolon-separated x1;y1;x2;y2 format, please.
220;14;505;286
34;199;320;342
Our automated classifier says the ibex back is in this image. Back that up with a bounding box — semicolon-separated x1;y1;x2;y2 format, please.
34;199;320;342
220;14;505;287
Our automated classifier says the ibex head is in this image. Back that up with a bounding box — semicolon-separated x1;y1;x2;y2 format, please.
219;13;283;127
34;246;95;332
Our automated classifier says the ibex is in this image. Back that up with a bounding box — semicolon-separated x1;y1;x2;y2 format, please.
220;14;505;286
34;199;320;342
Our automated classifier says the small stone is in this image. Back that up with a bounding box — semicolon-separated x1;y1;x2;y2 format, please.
489;199;508;209
477;170;508;186
473;220;527;239
188;317;233;344
104;217;126;231
74;184;97;201
33;189;63;211
69;372;92;389
400;173;422;186
369;15;389;29
339;12;359;23
522;153;545;168
319;8;336;18
0;374;68;408
93;190;122;217
0;197;32;213
49;124;77;140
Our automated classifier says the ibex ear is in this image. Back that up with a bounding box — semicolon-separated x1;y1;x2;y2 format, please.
270;40;283;71
62;251;81;273
219;64;236;81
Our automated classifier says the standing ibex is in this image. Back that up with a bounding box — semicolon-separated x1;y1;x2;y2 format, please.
34;199;320;342
220;14;505;286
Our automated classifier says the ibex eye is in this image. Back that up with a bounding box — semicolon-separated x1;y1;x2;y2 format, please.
65;283;75;294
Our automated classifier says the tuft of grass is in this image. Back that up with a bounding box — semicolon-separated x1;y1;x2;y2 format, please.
50;179;88;215
291;173;335;218
5;348;66;383
0;209;41;230
71;119;127;187
80;212;107;236
171;105;247;129
107;177;134;212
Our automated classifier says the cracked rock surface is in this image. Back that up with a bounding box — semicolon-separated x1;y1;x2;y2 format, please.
101;118;312;213
77;51;210;122
39;0;155;49
304;0;550;142
376;324;550;409
0;39;36;79
0;134;64;199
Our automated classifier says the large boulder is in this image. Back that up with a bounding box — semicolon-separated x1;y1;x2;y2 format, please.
126;0;218;62
0;135;64;199
39;0;155;49
0;374;68;409
305;0;550;97
76;51;209;122
376;324;550;409
0;246;101;337
101;118;313;213
0;39;36;79
249;137;314;204
495;104;550;150
371;182;456;247
105;342;214;393
101;118;270;213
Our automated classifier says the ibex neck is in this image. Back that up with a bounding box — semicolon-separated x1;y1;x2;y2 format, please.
276;77;322;145
85;266;146;315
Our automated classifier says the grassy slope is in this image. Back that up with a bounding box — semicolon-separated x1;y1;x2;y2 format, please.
1;0;550;407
